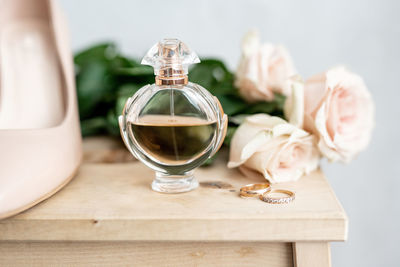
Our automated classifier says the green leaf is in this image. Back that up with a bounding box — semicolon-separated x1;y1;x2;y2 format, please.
105;110;120;136
116;66;154;76
223;126;238;146
216;95;247;116
246;101;276;114
229;114;248;125
115;95;131;115
189;58;234;93
76;61;114;119
117;84;142;97
74;43;118;66
80;117;108;136
272;93;286;111
214;81;237;95
201;152;218;167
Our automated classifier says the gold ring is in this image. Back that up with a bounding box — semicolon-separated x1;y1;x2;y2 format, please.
240;183;271;198
259;189;295;204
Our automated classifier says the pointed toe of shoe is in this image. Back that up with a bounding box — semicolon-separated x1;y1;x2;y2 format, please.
0;122;82;219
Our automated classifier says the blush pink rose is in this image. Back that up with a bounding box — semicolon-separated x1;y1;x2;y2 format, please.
303;67;375;162
235;30;297;102
228;114;319;183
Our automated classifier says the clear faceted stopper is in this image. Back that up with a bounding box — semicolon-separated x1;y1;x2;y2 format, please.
141;38;200;76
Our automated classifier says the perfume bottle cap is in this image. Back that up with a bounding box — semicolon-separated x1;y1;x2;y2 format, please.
141;39;200;80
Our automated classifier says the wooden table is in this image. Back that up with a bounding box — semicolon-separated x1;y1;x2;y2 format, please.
0;137;347;266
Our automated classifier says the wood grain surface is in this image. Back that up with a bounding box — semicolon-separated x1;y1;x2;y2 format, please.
0;242;293;267
0;137;348;243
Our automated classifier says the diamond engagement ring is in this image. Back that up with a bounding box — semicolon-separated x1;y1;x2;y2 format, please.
259;189;295;204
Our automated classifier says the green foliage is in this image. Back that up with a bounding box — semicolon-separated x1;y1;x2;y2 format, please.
75;43;153;136
74;42;286;149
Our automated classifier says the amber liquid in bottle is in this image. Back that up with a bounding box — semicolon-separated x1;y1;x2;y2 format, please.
129;115;217;164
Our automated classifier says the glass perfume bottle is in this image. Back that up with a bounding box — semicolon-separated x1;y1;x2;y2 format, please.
119;39;227;193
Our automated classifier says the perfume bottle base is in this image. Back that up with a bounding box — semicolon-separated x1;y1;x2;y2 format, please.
152;171;199;193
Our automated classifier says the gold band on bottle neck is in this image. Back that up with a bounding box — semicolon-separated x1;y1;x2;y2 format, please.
155;76;188;85
155;67;188;85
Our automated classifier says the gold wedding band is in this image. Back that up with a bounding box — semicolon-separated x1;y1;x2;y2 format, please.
259;189;295;204
240;183;271;198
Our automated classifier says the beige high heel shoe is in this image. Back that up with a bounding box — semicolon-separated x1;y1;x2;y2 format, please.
0;0;82;219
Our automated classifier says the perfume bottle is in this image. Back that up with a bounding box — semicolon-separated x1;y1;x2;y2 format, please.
119;39;228;193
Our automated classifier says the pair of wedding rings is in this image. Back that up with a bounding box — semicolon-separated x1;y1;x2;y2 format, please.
240;183;295;204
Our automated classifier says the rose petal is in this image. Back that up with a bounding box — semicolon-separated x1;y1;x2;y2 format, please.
284;75;304;128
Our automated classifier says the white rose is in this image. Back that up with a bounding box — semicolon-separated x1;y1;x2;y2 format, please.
228;114;320;183
235;30;297;102
284;75;304;128
303;67;375;162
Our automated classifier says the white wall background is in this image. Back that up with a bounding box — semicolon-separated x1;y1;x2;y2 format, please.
59;0;400;266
